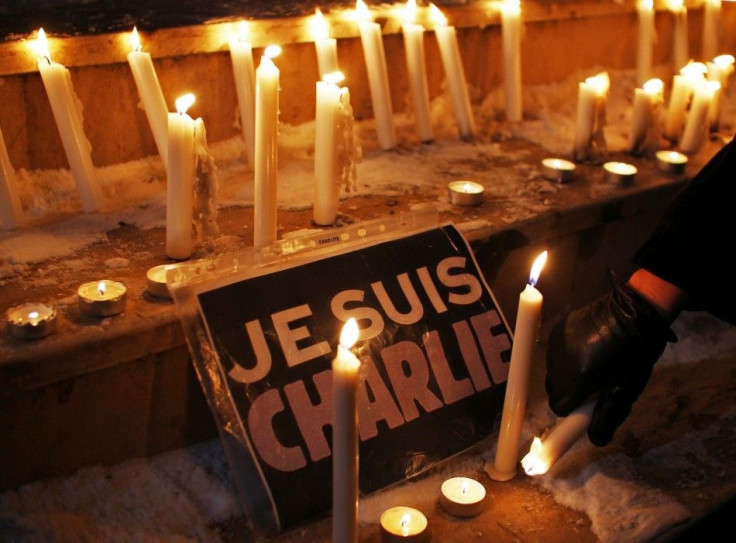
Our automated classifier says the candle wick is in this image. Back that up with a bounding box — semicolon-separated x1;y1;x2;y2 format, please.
43;56;51;65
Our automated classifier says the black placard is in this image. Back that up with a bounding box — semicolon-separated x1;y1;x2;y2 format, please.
195;224;512;530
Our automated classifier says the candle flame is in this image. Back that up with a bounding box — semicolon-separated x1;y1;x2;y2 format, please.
28;311;39;320
404;0;418;23
97;281;106;296
584;72;610;94
528;250;547;287
639;0;653;10
681;61;708;79
340;317;359;349
130;27;142;52
175;93;196;115
429;4;448;26
642;77;664;95
35;28;51;61
460;480;469;494
312;9;330;41
264;44;282;59
713;54;735;68
667;0;684;11
521;437;550;475
323;71;345;85
400;513;412;536
698;79;722;97
235;21;249;43
503;0;521;11
355;0;372;22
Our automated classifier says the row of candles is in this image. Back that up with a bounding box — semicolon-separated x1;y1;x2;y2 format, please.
2;0;727;234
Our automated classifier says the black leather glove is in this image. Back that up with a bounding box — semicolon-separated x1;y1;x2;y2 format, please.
545;271;677;446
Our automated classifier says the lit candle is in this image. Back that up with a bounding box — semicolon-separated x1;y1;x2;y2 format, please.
313;8;339;79
439;477;486;518
401;0;433;143
628;78;664;155
702;0;722;62
315;72;351;226
669;0;689;74
254;45;281;249
500;0;523;123
6;303;57;340
77;280;127;317
680;79;720;153
332;318;361;543
0;127;25;230
429;4;475;141
166;93;197;260
521;397;596;476
35;28;103;213
707;54;734;132
636;0;655;86
146;263;179;299
603;161;638;185
573;71;610;161
356;0;396;150
489;250;547;481
229;21;257;169
656;149;688;175
127;27;169;170
541;157;576;183
448;180;484;206
664;61;707;142
380;506;428;542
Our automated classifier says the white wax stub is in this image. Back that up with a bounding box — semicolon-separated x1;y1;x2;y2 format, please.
439;477;486;517
146;264;177;300
448;180;484;206
5;302;57;340
603;161;637;185
77;280;127;317
655;150;688;175
380;506;428;542
541;157;576;183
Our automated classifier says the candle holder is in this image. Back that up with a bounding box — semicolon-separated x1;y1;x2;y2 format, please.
439;477;486;518
380;506;428;542
541;157;576;183
146;264;177;300
5;302;57;340
448;180;484;206
603;161;637;185
656;150;688;175
78;280;127;317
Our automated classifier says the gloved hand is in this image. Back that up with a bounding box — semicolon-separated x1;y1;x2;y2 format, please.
545;271;677;446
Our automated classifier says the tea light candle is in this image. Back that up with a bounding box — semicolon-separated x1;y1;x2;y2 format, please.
541;158;576;183
229;21;256;168
312;8;339;79
656;150;688;175
380;506;428;542
6;303;57;340
489;250;547;481
35;28;103;214
521;397;596;476
127;27;169;170
78;280;127;317
146;264;178;299
603;161;637;185
356;0;396;150
401;0;433;142
439;477;486;518
448;180;484;206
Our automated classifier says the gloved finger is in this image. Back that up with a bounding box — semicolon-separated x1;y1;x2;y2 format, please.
546;373;597;418
588;387;633;446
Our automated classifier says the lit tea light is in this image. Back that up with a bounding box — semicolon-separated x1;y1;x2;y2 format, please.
6;302;57;340
603;161;637;185
146;264;179;300
78;280;127;317
656;150;688;175
448;180;484;206
439;477;486;518
541;158;576;183
380;506;428;542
